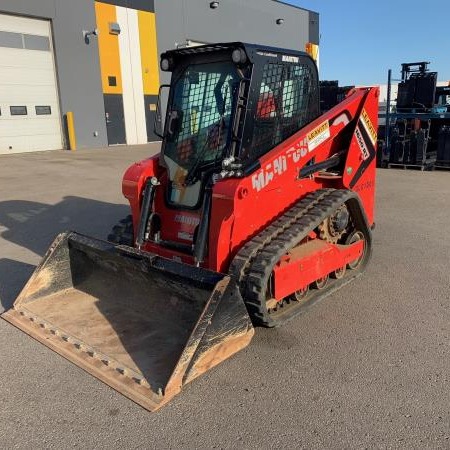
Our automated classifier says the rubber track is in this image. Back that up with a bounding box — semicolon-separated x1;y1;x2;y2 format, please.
229;189;372;327
229;189;334;283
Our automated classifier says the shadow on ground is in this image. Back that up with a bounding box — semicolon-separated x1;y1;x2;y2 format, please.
0;197;129;256
0;197;129;311
0;259;36;312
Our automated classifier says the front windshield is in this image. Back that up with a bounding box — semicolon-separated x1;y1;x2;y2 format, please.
163;61;240;183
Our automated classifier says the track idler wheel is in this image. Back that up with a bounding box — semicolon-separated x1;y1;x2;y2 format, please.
293;285;309;302
346;230;366;270
313;275;329;290
332;265;346;279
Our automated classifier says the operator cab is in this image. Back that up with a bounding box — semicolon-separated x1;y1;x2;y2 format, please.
156;42;320;209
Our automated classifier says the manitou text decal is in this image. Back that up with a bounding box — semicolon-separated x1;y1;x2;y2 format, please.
252;156;288;191
286;137;309;163
282;55;299;63
174;215;200;227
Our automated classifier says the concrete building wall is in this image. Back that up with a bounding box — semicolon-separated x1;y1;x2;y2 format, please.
0;0;108;149
52;2;108;148
155;0;318;85
0;0;318;151
155;0;318;55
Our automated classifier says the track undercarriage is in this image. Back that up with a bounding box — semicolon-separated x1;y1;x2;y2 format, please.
231;189;372;327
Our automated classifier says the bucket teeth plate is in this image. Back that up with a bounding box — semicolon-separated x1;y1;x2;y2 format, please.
1;232;254;411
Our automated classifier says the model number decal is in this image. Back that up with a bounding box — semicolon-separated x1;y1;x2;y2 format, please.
354;179;375;193
177;231;194;241
355;126;370;160
257;51;277;58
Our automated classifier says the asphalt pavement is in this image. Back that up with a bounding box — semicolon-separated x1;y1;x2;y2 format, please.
0;146;449;449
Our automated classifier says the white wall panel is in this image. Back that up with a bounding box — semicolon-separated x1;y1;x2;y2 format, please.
117;6;147;145
0;13;49;36
127;9;147;145
117;6;136;145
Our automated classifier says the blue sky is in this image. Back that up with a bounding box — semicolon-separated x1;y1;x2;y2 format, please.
284;0;450;86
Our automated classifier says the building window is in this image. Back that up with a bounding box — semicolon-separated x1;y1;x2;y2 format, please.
35;106;52;115
0;31;50;51
108;76;117;87
10;106;28;116
23;34;50;51
0;31;22;49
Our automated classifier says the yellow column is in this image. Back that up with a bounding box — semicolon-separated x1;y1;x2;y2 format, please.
95;1;123;95
66;111;77;151
138;10;160;96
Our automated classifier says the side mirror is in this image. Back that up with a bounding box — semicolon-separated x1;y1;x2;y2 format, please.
154;84;171;139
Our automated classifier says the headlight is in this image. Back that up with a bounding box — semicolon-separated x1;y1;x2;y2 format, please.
232;48;247;65
160;58;172;71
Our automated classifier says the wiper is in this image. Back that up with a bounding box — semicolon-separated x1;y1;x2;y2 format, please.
184;87;229;186
184;125;219;186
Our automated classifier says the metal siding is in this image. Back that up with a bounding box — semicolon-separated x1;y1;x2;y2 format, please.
117;6;135;145
153;0;317;119
52;1;107;148
138;10;160;96
95;2;123;95
96;0;155;13
104;94;126;144
155;0;313;53
0;0;55;19
128;0;155;12
308;11;319;45
117;7;146;145
0;0;318;151
144;94;159;142
128;9;147;144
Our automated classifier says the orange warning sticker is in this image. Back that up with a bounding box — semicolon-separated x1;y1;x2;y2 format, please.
307;121;330;151
361;109;377;145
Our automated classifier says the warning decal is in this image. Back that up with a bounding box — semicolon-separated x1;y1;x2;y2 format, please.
361;109;377;145
307;121;330;151
355;126;370;160
349;117;377;189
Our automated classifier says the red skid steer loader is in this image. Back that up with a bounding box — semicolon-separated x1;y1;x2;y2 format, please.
2;43;378;411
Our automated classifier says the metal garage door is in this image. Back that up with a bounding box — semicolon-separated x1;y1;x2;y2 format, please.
0;14;62;154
